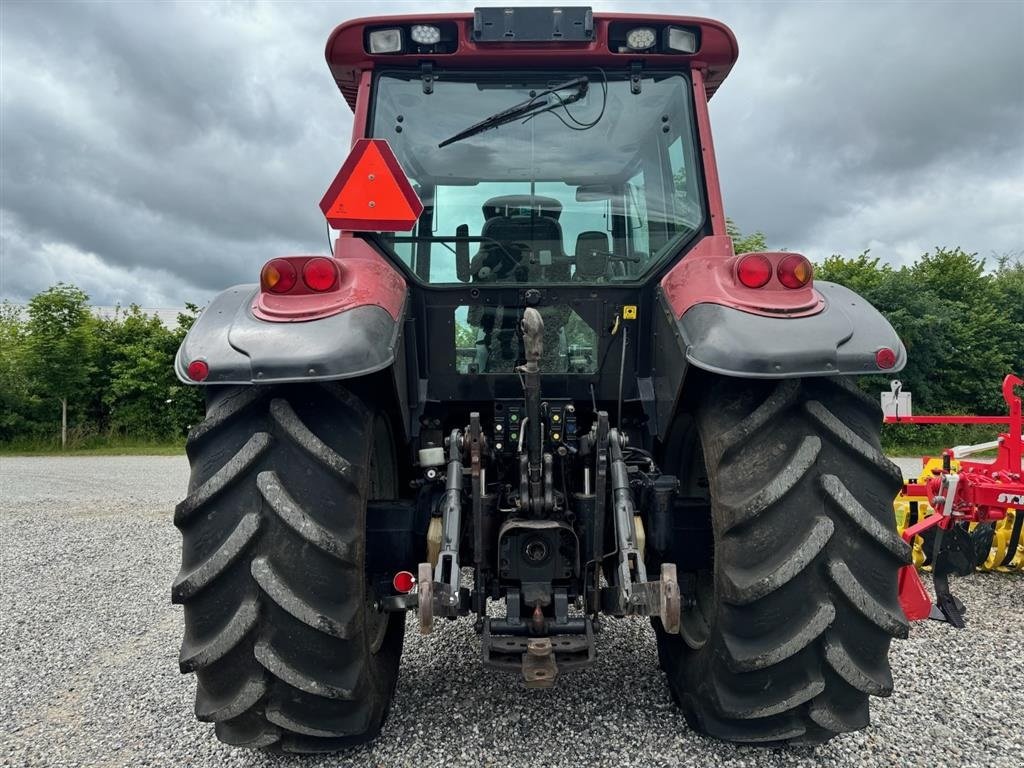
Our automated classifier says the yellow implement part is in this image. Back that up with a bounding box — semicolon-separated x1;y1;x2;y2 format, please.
985;508;1024;571
894;457;1023;572
893;497;929;569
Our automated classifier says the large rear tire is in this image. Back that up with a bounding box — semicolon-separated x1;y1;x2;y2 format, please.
655;375;910;745
172;384;404;753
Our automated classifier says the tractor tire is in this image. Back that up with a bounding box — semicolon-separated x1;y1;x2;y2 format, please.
655;375;910;745
172;384;404;753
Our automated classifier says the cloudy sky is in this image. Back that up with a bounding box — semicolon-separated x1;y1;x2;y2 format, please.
1;0;1022;307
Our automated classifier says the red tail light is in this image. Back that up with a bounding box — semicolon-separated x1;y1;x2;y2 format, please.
261;259;297;293
876;347;897;370
392;570;415;593
302;257;339;292
736;254;772;288
186;359;209;381
777;255;813;289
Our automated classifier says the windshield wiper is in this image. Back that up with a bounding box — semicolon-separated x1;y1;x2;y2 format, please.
438;77;589;148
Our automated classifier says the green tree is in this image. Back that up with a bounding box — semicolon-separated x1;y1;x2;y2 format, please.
23;284;95;448
0;301;39;441
727;218;768;254
992;254;1024;377
96;304;204;439
909;248;1013;413
167;304;205;436
103;306;178;437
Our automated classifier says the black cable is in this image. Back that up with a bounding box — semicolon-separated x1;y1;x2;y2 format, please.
522;67;608;132
548;67;608;129
624;445;658;473
593;311;625;388
325;221;334;256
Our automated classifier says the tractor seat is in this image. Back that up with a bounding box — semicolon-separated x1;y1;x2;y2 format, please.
472;212;569;282
509;214;569;281
574;230;612;281
471;215;526;281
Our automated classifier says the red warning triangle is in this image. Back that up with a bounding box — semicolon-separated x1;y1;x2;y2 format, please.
319;139;423;232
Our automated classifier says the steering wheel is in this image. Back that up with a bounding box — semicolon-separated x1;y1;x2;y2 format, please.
473;241;529;281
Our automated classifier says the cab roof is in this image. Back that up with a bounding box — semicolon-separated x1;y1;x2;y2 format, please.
325;11;739;111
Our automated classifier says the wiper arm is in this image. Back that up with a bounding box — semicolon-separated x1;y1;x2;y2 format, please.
438;77;589;149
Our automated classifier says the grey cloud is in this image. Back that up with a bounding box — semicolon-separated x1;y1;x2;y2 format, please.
1;0;1021;308
702;0;1024;259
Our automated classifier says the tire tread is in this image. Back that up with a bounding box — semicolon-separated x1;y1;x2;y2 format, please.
656;376;906;745
174;384;403;752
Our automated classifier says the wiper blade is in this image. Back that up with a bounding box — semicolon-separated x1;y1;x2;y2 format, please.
438;77;588;149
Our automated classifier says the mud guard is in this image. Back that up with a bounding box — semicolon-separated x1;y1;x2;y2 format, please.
174;284;405;385
674;281;906;379
647;280;906;440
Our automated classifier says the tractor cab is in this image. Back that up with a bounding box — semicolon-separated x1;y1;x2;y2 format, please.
320;14;734;394
372;67;705;288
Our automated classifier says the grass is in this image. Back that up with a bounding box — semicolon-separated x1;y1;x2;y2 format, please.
882;422;1005;459
884;444;998;459
0;437;185;457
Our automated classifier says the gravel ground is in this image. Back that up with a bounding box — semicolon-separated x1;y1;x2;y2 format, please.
892;457;929;482
1;455;1022;768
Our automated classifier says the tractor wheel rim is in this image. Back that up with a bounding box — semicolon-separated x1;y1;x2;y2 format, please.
365;583;389;654
679;570;713;650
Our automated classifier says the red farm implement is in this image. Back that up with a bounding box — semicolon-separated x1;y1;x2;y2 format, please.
889;374;1024;627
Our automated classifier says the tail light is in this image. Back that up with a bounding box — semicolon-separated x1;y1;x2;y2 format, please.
302;257;339;292
186;359;209;382
260;257;341;295
876;347;897;370
736;254;772;288
777;255;813;289
261;259;297;293
392;570;415;593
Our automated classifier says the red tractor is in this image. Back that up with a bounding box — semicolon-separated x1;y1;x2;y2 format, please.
173;8;910;752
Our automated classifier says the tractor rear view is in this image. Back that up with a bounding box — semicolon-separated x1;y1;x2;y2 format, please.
172;8;910;752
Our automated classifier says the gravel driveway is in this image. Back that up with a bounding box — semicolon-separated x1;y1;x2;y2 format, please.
1;455;1021;767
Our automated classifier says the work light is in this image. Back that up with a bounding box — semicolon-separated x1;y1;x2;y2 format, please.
625;27;656;51
664;26;698;53
410;24;441;45
368;28;403;54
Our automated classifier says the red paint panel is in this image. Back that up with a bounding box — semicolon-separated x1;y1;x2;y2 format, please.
660;236;825;319
253;238;407;323
898;566;933;622
325;13;739;111
690;69;726;237
350;69;373;150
